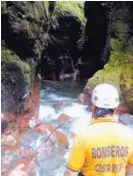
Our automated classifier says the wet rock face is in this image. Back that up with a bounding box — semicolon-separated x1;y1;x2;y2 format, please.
41;3;85;80
1;62;27;113
112;2;133;41
1;1;49;113
1;1;49;59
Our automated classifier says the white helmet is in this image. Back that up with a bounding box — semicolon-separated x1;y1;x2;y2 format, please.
91;83;119;109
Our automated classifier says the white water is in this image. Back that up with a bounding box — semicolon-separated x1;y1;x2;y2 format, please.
34;85;91;176
2;82;133;176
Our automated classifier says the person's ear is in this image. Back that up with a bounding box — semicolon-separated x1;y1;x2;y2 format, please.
91;105;97;119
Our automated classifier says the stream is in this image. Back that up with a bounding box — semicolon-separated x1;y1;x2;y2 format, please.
2;81;133;176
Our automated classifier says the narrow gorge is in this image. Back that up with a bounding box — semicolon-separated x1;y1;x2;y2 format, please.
1;1;133;176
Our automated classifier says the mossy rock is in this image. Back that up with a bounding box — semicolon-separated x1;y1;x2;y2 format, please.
21;20;33;37
26;1;49;22
1;1;50;59
1;48;31;84
120;60;133;108
54;2;86;25
43;1;49;17
87;62;121;93
21;2;49;37
87;38;133;107
1;1;7;14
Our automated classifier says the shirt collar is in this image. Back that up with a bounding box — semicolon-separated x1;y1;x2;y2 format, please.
89;116;118;125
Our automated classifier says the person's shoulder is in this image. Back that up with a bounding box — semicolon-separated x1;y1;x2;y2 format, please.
75;125;92;139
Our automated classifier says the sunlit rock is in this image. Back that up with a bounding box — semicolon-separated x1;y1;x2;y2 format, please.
28;116;41;129
2;112;16;122
77;93;85;104
29;119;36;129
1;130;20;151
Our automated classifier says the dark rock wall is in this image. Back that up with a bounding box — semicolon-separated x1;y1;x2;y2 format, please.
79;2;108;79
41;2;85;80
1;62;26;113
1;1;49;59
1;1;49;113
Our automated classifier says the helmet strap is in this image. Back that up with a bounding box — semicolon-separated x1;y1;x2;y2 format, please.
93;108;114;119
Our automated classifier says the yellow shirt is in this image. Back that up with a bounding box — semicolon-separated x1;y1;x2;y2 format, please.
67;117;133;176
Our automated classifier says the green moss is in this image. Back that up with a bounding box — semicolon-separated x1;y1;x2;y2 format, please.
111;38;124;51
24;73;31;84
87;39;133;106
27;2;49;21
33;4;39;20
43;1;49;17
2;48;20;63
54;2;86;24
120;62;133;105
109;51;132;67
87;37;133;88
88;50;133;88
1;48;31;84
22;20;33;36
22;20;39;37
28;3;39;21
21;2;49;37
87;66;121;91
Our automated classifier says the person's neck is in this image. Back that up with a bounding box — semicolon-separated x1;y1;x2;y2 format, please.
93;113;114;119
103;113;113;117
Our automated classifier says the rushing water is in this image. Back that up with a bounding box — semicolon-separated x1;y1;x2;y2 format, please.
2;81;133;176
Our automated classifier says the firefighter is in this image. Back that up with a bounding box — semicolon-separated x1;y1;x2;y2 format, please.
64;83;133;176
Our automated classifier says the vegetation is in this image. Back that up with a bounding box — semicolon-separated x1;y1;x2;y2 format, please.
54;1;86;24
1;48;31;84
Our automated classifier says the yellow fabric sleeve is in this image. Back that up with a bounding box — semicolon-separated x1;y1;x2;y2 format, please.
67;133;85;171
128;138;133;165
128;149;133;165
